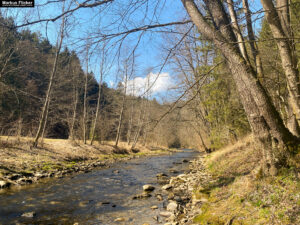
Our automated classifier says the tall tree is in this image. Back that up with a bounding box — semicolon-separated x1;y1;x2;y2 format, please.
90;47;106;145
32;2;65;147
181;0;299;175
261;0;300;135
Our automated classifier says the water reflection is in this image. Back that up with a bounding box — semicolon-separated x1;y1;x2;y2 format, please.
0;150;198;225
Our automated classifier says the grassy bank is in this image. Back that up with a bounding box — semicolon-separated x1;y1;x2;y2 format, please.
192;135;300;224
0;136;174;188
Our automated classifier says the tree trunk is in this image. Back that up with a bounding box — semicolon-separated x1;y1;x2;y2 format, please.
83;45;89;144
131;99;146;150
181;0;299;175
32;12;65;148
191;122;209;152
69;68;78;140
261;0;300;127
226;0;250;64
242;0;264;81
90;67;103;145
115;70;128;147
127;95;134;145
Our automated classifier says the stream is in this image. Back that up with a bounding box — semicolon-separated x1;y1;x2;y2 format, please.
0;150;199;225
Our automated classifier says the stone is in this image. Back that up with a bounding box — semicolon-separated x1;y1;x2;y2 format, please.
162;184;172;190
167;193;175;200
7;174;21;180
182;159;189;163
21;211;36;218
156;173;168;177
169;169;179;174
114;217;125;222
156;194;163;201
153;215;159;221
174;196;182;203
151;205;158;210
143;184;155;192
159;211;172;217
167;201;178;212
132;192;151;199
0;180;11;188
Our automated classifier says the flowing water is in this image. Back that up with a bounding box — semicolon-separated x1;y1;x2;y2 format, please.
0;150;199;225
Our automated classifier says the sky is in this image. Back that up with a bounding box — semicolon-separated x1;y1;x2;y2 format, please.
5;0;264;102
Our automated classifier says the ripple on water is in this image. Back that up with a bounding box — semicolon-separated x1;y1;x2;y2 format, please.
0;150;199;224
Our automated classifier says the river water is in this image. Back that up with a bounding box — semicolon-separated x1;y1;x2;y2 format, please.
0;150;198;225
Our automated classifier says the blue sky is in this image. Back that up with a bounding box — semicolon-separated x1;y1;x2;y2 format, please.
7;0;264;101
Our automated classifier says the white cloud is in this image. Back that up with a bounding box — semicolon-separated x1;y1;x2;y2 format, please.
127;72;173;97
109;80;115;88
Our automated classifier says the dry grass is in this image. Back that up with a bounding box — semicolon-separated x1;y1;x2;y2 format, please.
193;135;300;225
0;136;170;176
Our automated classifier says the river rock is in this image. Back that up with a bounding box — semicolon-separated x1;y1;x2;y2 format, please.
114;217;125;222
162;184;172;190
143;184;155;192
167;201;178;212
0;180;11;188
151;205;158;210
34;172;46;180
7;173;21;180
21;211;36;218
169;169;179;174
167;192;175;200
16;177;33;184
156;194;163;201
133;192;151;199
159;211;173;217
156;173;168;178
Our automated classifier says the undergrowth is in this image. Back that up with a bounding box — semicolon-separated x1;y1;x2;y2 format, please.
192;136;300;225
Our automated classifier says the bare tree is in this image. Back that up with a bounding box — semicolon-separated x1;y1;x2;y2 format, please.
127;80;135;145
181;0;298;175
33;2;66;147
261;0;300;132
90;46;106;145
82;41;89;144
115;61;128;147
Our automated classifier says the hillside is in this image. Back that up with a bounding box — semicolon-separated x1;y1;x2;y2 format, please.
162;136;300;224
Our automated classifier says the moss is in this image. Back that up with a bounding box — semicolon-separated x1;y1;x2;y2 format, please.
112;154;128;158
193;211;224;224
41;162;63;171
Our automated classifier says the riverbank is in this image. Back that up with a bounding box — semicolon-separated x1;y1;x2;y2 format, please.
0;136;176;190
159;135;300;224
